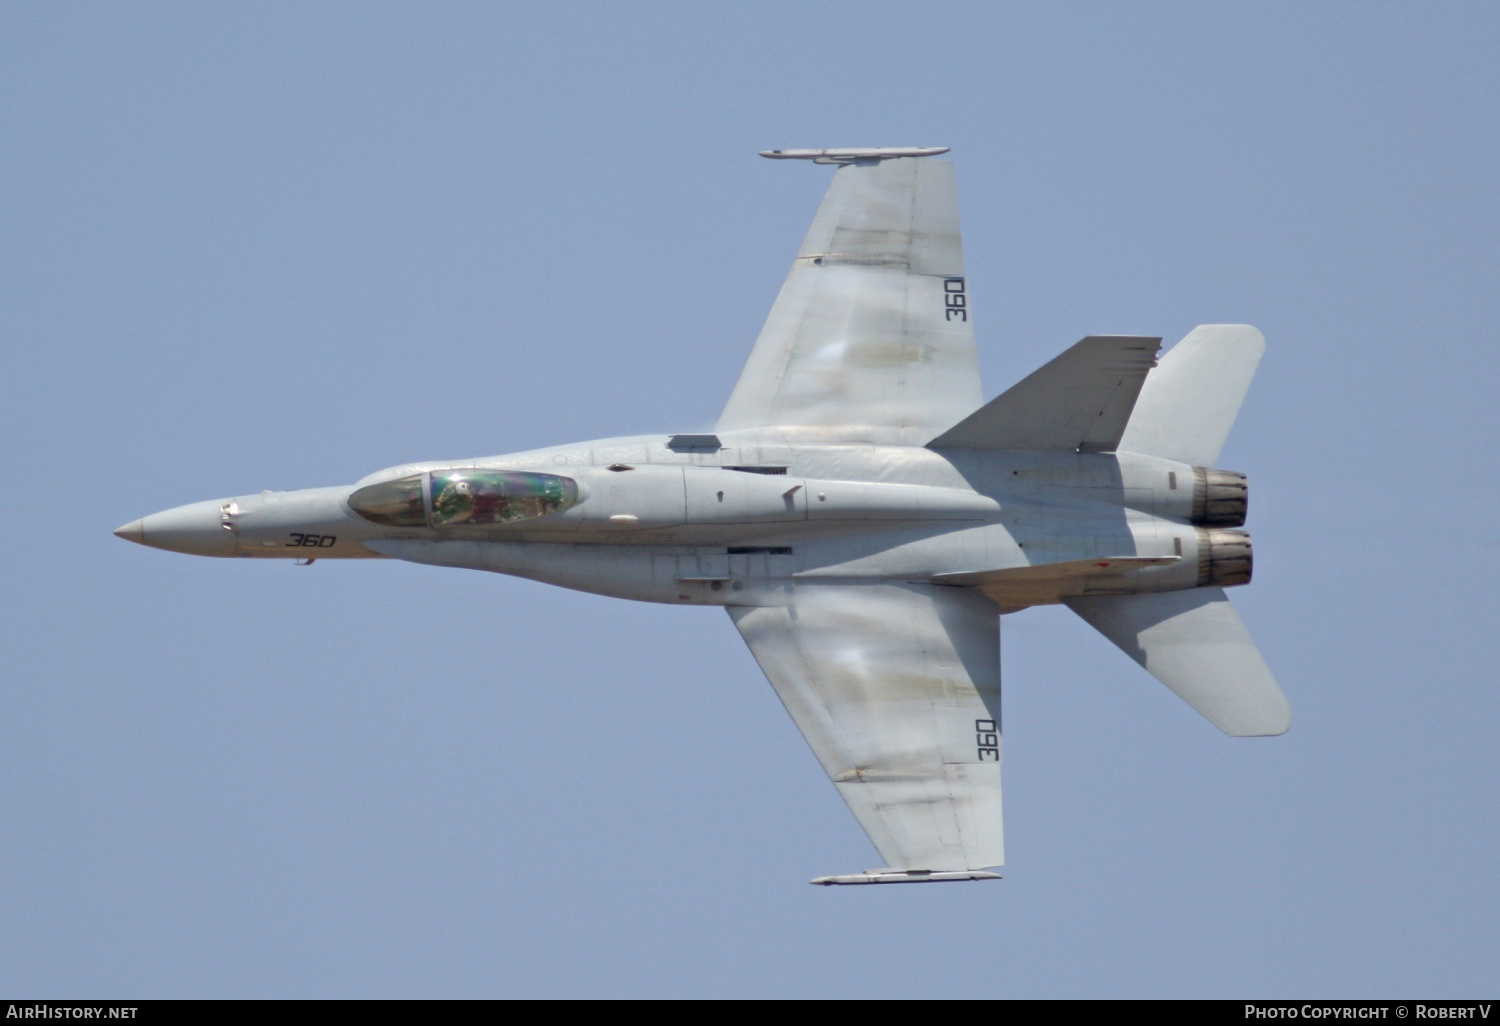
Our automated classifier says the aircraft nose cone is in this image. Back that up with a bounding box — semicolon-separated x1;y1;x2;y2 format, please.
113;519;146;544
116;500;239;557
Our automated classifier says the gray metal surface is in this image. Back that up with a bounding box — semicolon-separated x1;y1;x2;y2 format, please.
934;556;1180;613
760;147;950;163
811;869;1001;885
117;150;1289;879
1068;587;1291;736
717;157;980;443
928;335;1161;452
1117;324;1265;467
730;583;1003;873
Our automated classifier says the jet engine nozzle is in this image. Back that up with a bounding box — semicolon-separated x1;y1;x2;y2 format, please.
1196;528;1252;588
1191;468;1248;527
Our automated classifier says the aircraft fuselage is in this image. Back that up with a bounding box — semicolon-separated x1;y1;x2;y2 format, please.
117;430;1244;611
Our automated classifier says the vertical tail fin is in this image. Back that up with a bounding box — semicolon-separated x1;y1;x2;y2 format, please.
1117;325;1264;467
1075;328;1283;735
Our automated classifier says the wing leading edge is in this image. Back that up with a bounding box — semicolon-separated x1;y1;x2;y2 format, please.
718;156;981;442
729;583;1003;876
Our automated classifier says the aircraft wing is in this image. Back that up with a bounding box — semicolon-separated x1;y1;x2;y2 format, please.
717;157;982;442
728;583;1003;874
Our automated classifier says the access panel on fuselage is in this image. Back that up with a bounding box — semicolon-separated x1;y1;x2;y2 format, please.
576;465;687;528
684;468;808;525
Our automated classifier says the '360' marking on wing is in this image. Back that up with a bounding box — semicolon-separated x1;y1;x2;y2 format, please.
944;277;967;321
976;719;998;761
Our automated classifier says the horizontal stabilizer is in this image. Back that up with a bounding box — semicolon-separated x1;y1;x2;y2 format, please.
812;869;1002;886
1067;587;1291;736
1117;324;1264;467
934;556;1177;611
928;336;1161;451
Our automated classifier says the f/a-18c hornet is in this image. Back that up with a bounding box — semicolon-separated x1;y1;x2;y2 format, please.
117;147;1289;885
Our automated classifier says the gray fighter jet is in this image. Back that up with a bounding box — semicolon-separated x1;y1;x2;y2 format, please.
117;149;1288;885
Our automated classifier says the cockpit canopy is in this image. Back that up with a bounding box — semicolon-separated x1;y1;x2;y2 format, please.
348;470;579;528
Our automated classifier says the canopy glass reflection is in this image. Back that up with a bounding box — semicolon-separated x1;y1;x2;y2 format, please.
346;474;425;527
348;470;577;528
430;470;577;525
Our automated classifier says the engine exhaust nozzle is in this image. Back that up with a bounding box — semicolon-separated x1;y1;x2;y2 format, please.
1197;528;1252;588
1192;468;1248;527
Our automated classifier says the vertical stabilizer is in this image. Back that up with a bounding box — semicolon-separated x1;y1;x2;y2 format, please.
1117;325;1264;467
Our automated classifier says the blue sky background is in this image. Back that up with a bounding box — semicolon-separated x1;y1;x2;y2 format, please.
3;2;1497;998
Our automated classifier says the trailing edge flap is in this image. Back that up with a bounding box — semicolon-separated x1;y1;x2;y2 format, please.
933;556;1177;610
928;336;1161;451
1066;587;1291;737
